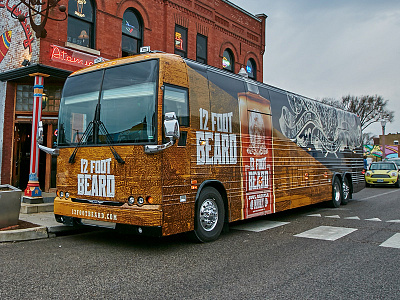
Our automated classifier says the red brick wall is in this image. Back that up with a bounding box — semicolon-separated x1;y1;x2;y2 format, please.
40;0;265;81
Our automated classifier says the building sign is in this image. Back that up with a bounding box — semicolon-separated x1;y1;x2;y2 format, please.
50;44;105;68
175;32;183;50
75;0;87;17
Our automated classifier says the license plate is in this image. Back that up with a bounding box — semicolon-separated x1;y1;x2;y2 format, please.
81;219;116;229
377;179;384;183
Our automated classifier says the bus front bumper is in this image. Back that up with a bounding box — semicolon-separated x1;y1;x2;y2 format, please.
54;197;163;228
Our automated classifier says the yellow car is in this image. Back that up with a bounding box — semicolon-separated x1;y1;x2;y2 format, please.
365;162;400;187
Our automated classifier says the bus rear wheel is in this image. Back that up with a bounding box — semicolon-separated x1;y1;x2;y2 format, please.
330;176;342;208
192;187;225;242
341;177;350;205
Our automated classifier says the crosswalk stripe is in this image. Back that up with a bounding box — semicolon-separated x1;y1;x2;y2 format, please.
380;233;400;249
294;226;357;241
326;215;340;219
344;216;361;220
232;220;289;232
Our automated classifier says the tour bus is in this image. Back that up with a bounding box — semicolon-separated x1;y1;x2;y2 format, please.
41;50;364;242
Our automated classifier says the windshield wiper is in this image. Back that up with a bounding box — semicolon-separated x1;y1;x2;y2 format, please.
68;120;125;164
69;121;94;163
69;103;125;164
97;120;125;164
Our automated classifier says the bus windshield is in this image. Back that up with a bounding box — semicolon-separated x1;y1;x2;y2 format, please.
58;59;159;146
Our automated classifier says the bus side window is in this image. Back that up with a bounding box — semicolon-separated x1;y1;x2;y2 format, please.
163;85;189;126
163;84;189;145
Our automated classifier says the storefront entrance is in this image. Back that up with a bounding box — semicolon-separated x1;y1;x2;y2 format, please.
13;122;57;192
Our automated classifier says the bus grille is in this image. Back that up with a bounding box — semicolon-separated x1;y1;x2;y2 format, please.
72;198;124;206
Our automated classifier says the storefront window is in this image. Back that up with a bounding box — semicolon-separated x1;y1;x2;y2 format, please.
246;58;257;80
196;34;207;64
174;25;187;58
67;0;95;48
222;49;234;72
16;85;62;113
122;9;143;57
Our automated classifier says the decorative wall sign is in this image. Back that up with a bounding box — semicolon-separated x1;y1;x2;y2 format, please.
50;44;105;68
0;30;12;63
279;93;362;157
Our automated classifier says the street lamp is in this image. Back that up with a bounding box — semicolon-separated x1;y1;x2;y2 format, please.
381;120;387;160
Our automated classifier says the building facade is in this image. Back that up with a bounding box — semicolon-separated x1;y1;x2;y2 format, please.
0;0;267;191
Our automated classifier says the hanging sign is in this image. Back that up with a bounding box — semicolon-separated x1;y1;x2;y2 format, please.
50;44;106;68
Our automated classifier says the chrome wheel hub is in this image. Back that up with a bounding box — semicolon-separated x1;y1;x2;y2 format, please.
199;198;218;232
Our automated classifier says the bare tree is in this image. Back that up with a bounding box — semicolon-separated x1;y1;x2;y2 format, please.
322;95;394;131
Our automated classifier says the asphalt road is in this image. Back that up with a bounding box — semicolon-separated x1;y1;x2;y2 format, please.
1;186;400;299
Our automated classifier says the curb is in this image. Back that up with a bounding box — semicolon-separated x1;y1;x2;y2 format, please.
0;226;48;242
0;224;77;243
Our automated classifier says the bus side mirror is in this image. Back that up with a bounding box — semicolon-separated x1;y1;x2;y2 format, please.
144;112;180;154
164;112;180;140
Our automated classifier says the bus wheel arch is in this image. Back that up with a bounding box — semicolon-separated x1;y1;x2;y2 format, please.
192;181;228;242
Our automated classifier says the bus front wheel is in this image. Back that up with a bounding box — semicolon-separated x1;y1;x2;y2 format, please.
331;177;342;208
192;187;225;242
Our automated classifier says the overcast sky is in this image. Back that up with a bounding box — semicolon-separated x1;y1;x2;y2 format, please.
230;0;400;137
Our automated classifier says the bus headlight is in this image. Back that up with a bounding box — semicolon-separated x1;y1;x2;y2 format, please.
137;197;144;206
60;191;64;198
128;196;135;206
65;192;70;199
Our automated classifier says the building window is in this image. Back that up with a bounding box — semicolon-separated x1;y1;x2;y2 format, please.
222;49;234;72
122;9;143;57
174;25;187;58
67;0;95;48
16;85;62;113
246;58;257;80
196;34;207;64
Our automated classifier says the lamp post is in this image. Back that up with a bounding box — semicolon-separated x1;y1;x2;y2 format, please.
381;120;387;161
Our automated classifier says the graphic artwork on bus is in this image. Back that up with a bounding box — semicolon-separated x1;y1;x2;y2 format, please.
279;93;362;157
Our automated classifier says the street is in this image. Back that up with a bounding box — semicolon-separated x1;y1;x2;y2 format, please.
1;186;400;299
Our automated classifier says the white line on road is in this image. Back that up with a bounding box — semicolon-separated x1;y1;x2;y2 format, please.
380;233;400;249
361;189;400;200
232;220;290;232
295;226;357;241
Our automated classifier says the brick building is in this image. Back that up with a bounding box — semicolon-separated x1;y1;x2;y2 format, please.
0;0;267;191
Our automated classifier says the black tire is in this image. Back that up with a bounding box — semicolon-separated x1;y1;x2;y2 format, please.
341;177;351;205
365;182;370;188
330;176;342;208
395;177;400;188
192;187;225;242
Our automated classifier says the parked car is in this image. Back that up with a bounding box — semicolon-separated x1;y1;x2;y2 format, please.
365;162;400;187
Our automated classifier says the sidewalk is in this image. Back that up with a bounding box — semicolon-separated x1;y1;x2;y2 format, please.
0;193;77;243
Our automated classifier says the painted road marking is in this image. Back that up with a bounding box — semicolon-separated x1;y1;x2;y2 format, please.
232;220;289;232
344;216;361;220
307;214;322;217
326;215;341;219
295;226;357;241
387;220;400;223
380;233;400;249
365;218;382;222
362;189;400;200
